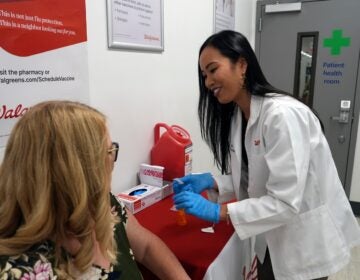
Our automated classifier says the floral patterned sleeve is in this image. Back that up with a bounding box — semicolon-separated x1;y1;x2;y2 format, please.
0;242;57;280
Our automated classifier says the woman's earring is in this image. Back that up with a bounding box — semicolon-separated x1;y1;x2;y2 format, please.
241;73;247;89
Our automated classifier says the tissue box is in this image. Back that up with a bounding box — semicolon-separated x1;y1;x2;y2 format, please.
138;163;173;199
116;184;162;214
139;163;164;187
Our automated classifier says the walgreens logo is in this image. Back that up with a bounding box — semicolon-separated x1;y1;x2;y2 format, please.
0;104;29;120
141;169;163;178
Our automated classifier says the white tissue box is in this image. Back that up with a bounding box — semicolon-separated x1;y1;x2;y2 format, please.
138;163;173;199
139;163;164;187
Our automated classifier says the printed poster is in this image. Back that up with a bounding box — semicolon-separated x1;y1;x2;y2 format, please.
0;0;89;147
107;0;163;51
214;0;235;32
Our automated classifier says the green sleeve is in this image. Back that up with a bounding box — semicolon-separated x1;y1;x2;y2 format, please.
110;193;144;280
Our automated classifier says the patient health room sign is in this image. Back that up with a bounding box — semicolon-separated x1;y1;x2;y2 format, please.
0;0;89;147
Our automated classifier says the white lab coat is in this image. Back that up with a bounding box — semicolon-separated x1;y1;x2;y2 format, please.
211;94;360;280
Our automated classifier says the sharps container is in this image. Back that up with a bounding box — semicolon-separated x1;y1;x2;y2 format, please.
150;123;192;182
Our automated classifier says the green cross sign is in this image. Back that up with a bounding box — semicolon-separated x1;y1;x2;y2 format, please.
323;29;351;56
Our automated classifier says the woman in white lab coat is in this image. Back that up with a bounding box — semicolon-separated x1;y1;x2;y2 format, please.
173;30;360;280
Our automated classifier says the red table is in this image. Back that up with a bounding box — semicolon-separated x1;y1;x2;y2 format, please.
135;194;235;280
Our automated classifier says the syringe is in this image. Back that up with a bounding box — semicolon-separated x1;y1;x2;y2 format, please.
173;178;187;226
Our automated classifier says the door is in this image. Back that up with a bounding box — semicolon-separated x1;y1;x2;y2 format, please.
255;0;360;195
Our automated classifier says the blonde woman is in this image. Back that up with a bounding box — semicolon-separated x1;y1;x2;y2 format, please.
0;100;190;280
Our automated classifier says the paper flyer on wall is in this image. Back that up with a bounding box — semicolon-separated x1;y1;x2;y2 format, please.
0;0;89;147
214;0;235;32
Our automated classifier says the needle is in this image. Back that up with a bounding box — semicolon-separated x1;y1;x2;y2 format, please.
173;178;184;185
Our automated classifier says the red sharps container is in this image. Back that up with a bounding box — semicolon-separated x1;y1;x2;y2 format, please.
151;123;192;182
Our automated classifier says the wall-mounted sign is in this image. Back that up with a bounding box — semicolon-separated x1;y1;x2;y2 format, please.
214;0;235;32
0;0;89;148
322;62;345;85
107;0;164;52
323;29;351;56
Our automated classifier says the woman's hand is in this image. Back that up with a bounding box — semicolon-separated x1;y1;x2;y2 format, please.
173;191;220;223
172;173;215;194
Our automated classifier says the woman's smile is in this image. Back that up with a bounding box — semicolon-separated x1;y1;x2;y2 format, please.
212;87;221;98
200;46;247;105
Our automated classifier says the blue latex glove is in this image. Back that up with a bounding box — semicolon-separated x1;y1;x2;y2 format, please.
172;173;214;194
172;178;192;194
173;191;220;223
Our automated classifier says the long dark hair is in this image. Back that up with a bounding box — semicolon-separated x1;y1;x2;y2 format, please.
198;30;293;174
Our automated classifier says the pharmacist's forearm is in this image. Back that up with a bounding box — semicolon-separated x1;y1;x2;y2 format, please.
219;204;228;222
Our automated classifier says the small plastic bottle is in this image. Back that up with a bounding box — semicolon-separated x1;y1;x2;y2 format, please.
176;208;187;226
174;178;188;226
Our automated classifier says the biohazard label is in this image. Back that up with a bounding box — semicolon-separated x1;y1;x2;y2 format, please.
184;144;192;175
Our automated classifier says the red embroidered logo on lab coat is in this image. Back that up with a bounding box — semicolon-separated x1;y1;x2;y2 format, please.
254;139;260;146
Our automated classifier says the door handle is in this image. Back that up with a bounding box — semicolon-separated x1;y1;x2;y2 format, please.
330;111;350;123
330;100;352;124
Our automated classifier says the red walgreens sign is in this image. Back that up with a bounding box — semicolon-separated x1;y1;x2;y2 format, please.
0;0;87;56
